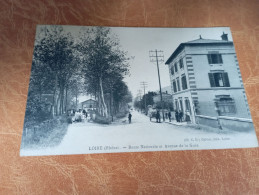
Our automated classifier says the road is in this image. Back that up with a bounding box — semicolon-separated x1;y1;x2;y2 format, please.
20;110;258;156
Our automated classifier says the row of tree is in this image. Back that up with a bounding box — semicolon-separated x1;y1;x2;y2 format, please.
25;26;132;123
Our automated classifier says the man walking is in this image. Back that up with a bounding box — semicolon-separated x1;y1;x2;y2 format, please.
168;111;171;122
175;110;179;122
128;112;132;124
156;110;161;123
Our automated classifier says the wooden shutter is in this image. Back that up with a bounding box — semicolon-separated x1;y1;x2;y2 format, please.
208;73;216;87
207;54;212;64
223;72;230;87
218;54;223;63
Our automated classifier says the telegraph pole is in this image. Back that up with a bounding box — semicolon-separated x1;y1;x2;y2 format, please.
140;82;148;114
149;50;165;121
137;89;142;112
137;90;142;101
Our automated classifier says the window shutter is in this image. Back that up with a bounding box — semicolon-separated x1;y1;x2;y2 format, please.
223;72;230;87
208;73;215;87
219;54;223;63
207;54;212;64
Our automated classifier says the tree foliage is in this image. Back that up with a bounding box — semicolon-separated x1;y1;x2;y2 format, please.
25;26;132;124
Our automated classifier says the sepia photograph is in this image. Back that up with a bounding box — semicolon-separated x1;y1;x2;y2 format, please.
20;25;258;156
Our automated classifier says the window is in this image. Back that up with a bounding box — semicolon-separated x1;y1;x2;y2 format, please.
179;99;183;111
207;54;223;64
208;72;230;87
170;66;174;75
215;96;236;115
181;75;188;90
185;98;192;114
176;78;181;91
179;58;184;69
175;100;179;111
174;62;178;72
173;80;177;93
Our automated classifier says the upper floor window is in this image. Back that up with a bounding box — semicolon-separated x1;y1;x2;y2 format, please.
208;72;230;87
176;77;181;91
179;58;184;69
174;62;178;73
173;80;177;93
207;54;223;64
181;75;188;90
170;65;174;75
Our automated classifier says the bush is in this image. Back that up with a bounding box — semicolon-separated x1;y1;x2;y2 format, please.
93;114;112;124
115;112;127;118
21;115;69;149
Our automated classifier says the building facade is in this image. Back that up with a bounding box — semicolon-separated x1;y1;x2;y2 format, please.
165;33;251;124
81;99;97;111
153;92;173;104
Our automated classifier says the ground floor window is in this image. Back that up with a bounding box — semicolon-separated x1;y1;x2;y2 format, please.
175;100;179;111
215;95;236;115
179;99;183;111
184;98;192;115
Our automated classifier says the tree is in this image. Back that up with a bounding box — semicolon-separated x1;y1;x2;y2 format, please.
33;26;78;115
78;27;130;118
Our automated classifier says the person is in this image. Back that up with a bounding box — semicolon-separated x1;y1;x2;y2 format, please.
149;111;152;121
128;112;132;124
175;110;179;122
156;111;161;123
179;111;183;122
165;112;168;119
168;111;171;122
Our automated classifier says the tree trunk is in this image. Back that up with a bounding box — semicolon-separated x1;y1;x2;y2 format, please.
99;77;108;117
52;74;58;116
65;86;68;113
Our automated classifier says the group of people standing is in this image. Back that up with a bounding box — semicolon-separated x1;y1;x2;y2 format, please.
155;111;172;123
174;110;184;122
67;109;95;123
150;110;184;123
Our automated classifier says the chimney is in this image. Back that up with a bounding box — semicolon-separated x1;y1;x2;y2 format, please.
221;32;228;41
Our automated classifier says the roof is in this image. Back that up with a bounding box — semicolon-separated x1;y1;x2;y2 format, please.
185;38;230;44
165;38;233;65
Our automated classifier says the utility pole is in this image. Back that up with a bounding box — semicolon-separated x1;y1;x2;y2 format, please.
137;90;142;112
137;90;142;101
149;50;165;121
140;82;148;115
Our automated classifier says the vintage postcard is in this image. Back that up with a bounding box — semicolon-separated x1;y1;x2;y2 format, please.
20;25;258;156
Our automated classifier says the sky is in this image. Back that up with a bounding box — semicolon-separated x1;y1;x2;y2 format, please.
36;25;233;101
111;27;232;98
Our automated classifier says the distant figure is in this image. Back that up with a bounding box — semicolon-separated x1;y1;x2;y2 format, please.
149;112;152;121
128;112;132;123
168;112;171;122
156;111;161;123
175;111;179;122
165;112;168;119
179;111;183;122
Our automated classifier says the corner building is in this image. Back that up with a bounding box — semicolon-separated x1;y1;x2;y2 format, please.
165;33;251;124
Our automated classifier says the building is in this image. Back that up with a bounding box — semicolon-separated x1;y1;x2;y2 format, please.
81;99;97;111
165;33;251;127
153;91;173;104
